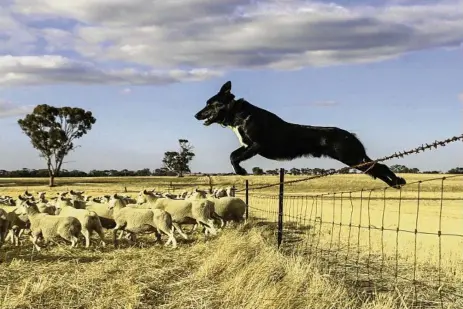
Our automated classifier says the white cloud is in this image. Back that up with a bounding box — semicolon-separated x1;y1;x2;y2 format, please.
310;100;338;107
0;100;33;118
0;55;222;86
0;0;462;85
121;88;131;94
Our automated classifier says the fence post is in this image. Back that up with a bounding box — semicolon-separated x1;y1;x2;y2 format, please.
245;180;249;220
277;168;285;249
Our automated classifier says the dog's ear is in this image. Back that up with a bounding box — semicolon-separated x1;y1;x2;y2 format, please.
219;81;232;94
229;99;243;111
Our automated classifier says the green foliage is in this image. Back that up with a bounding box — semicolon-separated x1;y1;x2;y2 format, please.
447;167;463;174
390;164;420;173
252;167;264;175
162;139;196;177
17;104;96;186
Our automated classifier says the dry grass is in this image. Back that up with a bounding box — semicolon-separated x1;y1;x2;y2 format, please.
1;220;412;309
1;174;462;308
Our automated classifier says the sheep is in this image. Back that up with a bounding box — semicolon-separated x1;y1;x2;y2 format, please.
85;198;117;229
120;195;137;205
177;191;189;199
188;193;246;232
4;209;30;246
226;186;236;197
0;208;9;248
69;190;85;200
137;189;217;239
54;196;106;248
0;196;15;206
213;187;227;198
16;195;56;215
208;197;246;227
108;194;177;248
35;193;57;215
162;192;178;199
20;200;81;251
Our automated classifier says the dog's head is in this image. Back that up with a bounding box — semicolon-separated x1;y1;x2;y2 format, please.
195;81;236;126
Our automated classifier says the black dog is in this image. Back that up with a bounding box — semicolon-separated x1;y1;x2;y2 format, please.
195;81;406;189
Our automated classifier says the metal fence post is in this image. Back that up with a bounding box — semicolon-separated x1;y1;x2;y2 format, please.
245;180;249;220
277;168;285;248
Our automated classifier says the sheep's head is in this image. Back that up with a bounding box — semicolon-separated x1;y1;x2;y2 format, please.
37;192;46;200
55;196;73;209
108;195;126;210
20;200;39;214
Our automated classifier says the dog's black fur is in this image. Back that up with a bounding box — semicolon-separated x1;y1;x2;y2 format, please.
195;81;406;189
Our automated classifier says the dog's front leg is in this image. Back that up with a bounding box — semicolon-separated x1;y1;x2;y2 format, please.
230;144;260;175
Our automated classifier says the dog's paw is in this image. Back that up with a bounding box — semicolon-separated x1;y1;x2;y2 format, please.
392;177;406;189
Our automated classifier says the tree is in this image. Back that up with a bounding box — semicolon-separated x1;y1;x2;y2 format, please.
448;167;463;174
18;104;96;187
162;139;195;177
252;167;264;175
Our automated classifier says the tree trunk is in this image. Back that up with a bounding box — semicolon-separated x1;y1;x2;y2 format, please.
49;175;55;187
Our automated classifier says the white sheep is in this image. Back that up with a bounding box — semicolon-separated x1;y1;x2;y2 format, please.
55;196;107;248
0;208;9;248
20;200;82;251
108;194;177;248
4;207;30;246
137;190;217;239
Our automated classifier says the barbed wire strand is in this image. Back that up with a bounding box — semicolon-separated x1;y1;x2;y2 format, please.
236;133;463;192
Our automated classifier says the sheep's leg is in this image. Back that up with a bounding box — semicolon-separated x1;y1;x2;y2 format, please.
159;227;177;248
211;213;224;231
82;229;91;248
118;230;125;240
96;228;106;247
154;230;162;243
31;234;42;251
167;232;177;249
70;236;79;248
127;232;136;246
5;230;11;243
112;225;122;248
189;224;198;233
200;220;217;237
172;223;189;240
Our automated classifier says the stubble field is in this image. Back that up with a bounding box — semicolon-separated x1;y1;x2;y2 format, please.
0;173;462;309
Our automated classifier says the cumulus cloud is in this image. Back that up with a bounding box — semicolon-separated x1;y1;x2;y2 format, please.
0;0;462;85
0;55;222;86
0;100;33;118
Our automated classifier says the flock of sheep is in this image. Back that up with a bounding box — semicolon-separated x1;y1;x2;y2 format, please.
0;185;246;251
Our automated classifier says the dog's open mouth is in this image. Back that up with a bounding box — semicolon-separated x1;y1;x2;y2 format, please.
203;115;217;126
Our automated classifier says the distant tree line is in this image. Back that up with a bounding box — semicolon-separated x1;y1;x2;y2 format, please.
1;165;461;178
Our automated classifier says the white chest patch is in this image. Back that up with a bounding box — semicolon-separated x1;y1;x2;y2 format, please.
228;126;248;147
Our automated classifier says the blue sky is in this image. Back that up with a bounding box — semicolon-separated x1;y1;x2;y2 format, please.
1;0;462;173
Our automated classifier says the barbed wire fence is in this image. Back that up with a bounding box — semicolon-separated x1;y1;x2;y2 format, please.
233;133;463;309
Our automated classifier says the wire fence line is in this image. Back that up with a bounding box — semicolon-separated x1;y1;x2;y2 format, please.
233;134;463;309
236;133;463;192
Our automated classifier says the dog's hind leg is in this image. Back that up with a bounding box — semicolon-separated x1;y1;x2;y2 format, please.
327;137;406;189
230;145;260;175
